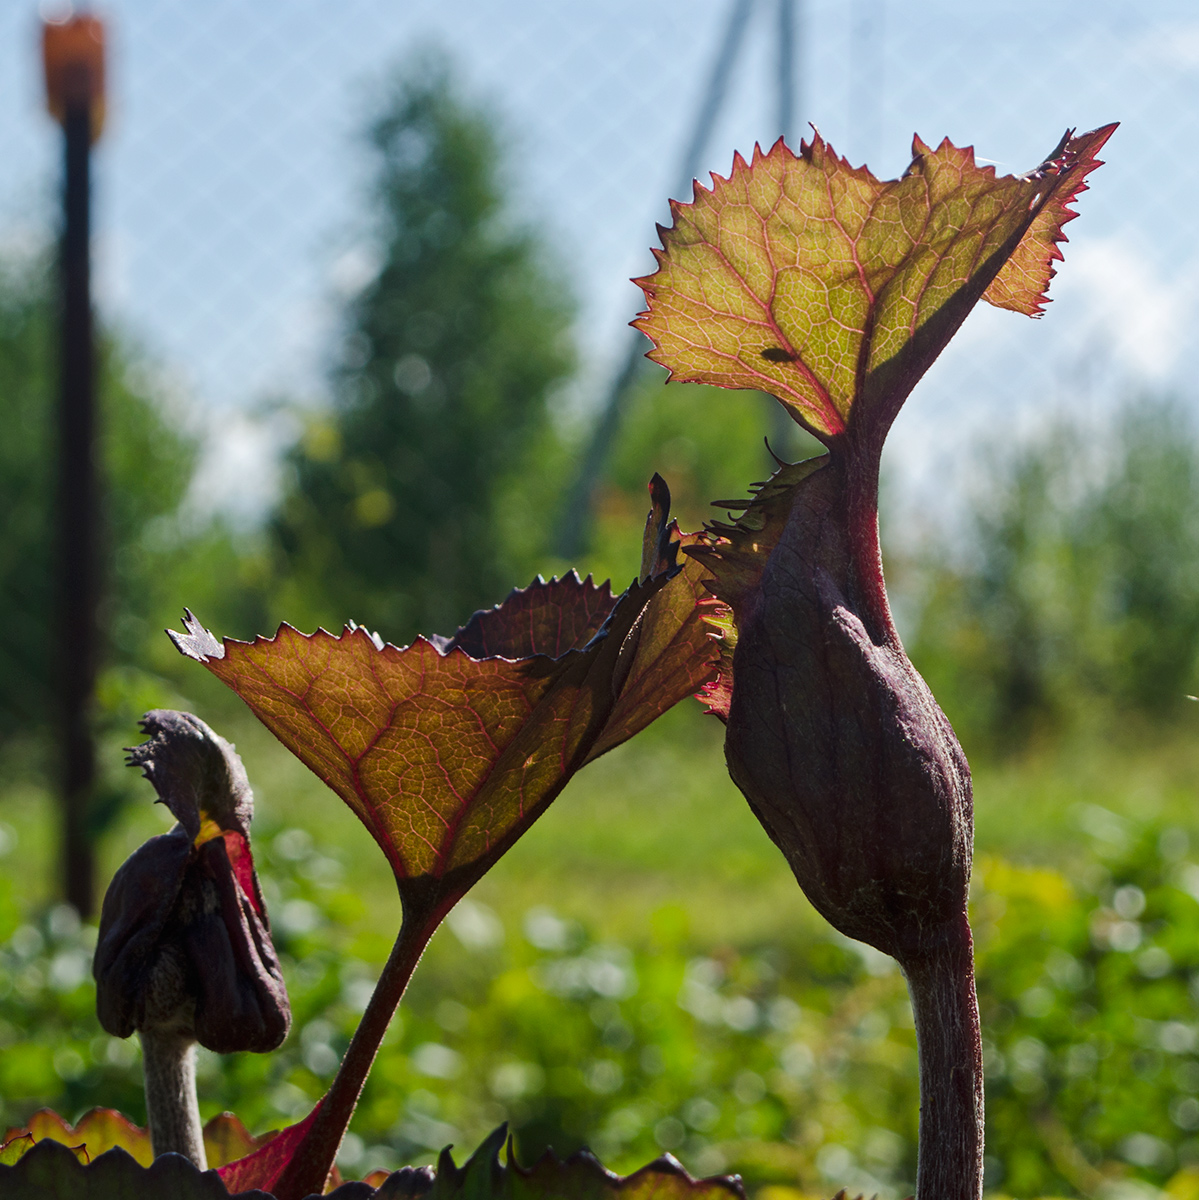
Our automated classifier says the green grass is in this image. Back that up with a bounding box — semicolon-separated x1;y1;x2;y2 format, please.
9;689;1199;955
10;692;1199;1196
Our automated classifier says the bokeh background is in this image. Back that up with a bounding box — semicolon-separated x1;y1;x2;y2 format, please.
4;2;1199;1198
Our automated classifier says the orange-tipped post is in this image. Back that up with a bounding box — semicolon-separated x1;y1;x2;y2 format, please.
43;11;106;917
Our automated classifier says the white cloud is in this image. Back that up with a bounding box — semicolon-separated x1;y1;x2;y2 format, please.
1053;236;1193;383
187;408;295;527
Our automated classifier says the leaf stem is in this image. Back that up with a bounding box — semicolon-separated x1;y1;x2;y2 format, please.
272;907;433;1200
842;434;898;650
900;914;984;1200
139;1029;206;1168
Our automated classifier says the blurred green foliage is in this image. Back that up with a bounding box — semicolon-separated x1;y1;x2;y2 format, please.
271;51;575;643
13;811;1199;1197
0;254;265;845
0;257;193;745
909;400;1199;754
6;42;1199;1200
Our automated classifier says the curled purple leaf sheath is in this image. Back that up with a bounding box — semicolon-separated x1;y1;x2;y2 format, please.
94;710;290;1054
699;458;972;959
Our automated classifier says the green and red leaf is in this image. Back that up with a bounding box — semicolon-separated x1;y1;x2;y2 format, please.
171;480;719;1196
0;1135;37;1168
688;457;829;720
3;1108;146;1168
202;1112;274;1170
0;1136;270;1199
438;572;616;660
1;1107;297;1176
633;125;1115;441
171;481;717;925
589;531;721;756
214;1104;322;1194
637;126;1114;729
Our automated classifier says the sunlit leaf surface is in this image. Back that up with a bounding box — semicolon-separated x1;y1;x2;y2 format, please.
0;1107;288;1174
2;1109;145;1168
172;480;717;929
634;126;1115;439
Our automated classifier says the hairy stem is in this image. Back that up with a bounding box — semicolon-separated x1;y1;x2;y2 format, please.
139;1029;206;1168
273;910;432;1200
901;916;984;1200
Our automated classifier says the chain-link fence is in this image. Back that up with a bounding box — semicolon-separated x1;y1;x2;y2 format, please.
5;5;1199;1191
3;0;1197;527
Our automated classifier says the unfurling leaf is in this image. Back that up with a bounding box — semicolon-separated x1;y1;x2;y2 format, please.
692;454;975;961
691;459;826;722
93;711;290;1056
170;481;717;933
634;128;1113;973
634;125;1115;441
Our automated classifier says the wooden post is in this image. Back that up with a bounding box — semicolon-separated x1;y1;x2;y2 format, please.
43;13;106;917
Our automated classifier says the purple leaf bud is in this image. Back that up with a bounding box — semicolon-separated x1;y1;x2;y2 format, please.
692;455;972;962
94;710;290;1053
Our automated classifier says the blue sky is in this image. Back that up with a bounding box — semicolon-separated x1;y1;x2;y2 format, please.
2;0;1198;522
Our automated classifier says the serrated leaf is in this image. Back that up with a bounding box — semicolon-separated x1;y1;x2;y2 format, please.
421;1125;746;1200
437;573;616;660
687;458;828;720
171;579;649;903
3;1108;145;1167
588;531;722;757
692;458;828;612
0;1128;750;1200
0;1107;304;1182
0;1139;273;1199
633;126;1115;440
0;1135;36;1166
175;481;718;1199
170;490;716;928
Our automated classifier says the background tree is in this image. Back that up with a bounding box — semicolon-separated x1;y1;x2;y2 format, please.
0;255;200;749
0;249;257;868
909;398;1199;751
272;53;575;643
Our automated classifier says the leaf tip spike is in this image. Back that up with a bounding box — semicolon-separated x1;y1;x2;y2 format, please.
168;610;224;662
346;620;385;651
981;122;1117;318
640;473;677;582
